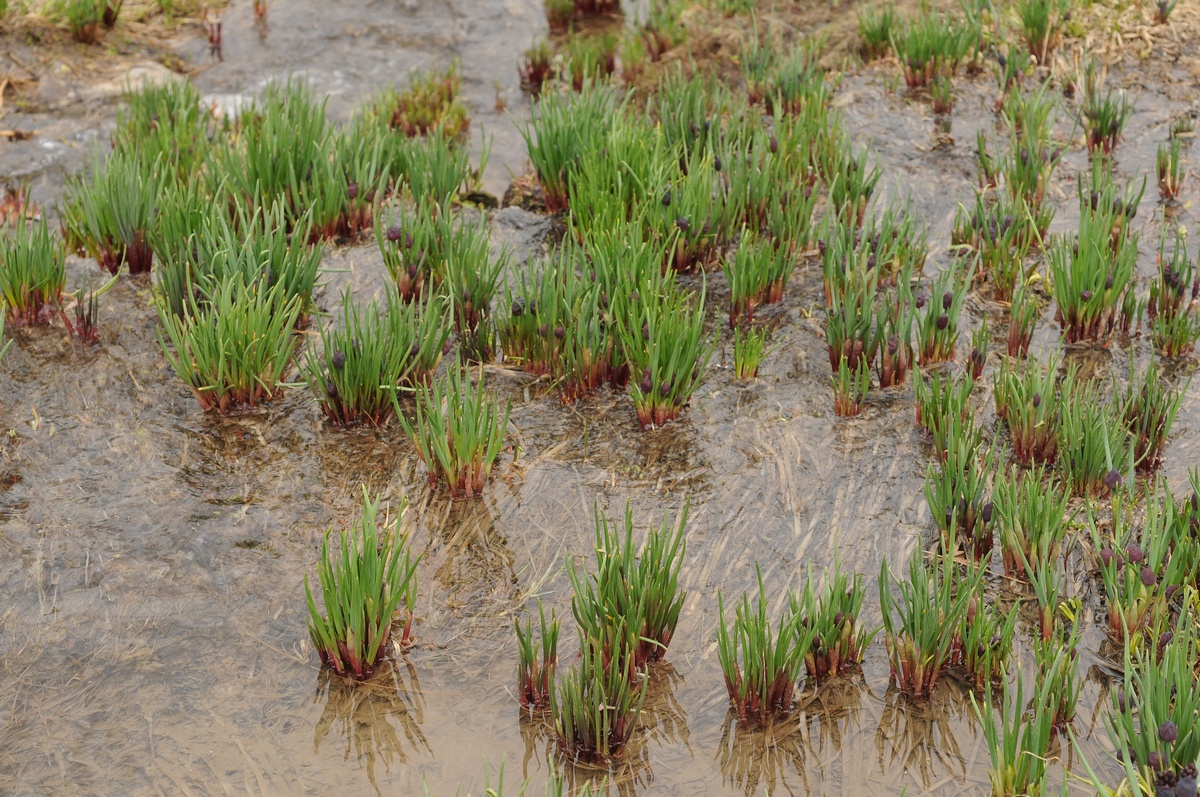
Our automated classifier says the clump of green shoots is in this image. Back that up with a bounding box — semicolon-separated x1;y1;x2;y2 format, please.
914;368;976;459
1158;139;1184;199
792;560;878;680
545;0;573;33
733;325;767;380
621;280;713;429
952;580;1018;690
565;31;618;92
857;3;897;61
58;0;103;44
516;602;559;714
924;430;995;561
1034;621;1081;729
1149;226;1200;357
723;230;795;327
1008;285;1038;358
967;320;989;380
828;148;881;228
550;639;645;766
832;355;871;417
370;63;469;140
303;291;449;428
0;220;65;326
61;149;162;275
113;78;214;178
442;218;508;362
404;131;479;208
305;488;420;680
399;367;510;498
376;206;448;302
157;275;301;413
519;39;555;94
954;191;1037;302
971;669;1056;797
1016;0;1064;65
993;355;1062;466
889;8;978;88
570;502;689;672
653;154;722;273
1118;357;1186;472
993;466;1070;578
824;267;879;375
60;272;116;347
717;568;812;727
1091;482;1192;641
879;549;983;699
1156;0;1180;23
1106;622;1200;781
519;85;617;213
930;77;954;115
916;263;971;365
1078;59;1134;155
1058;378;1131;498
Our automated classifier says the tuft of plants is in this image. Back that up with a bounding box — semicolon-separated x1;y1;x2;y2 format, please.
1105;623;1200;781
1007;284;1038;358
398;367;510;498
1149;227;1200;357
951;581;1018;690
1057;378;1131;498
59;272;117;347
516;601;559;714
717;568;812;727
621;280;713;429
519;84;618;214
0;220;65;326
61;150;162;275
376;205;450;302
1157;139;1184;199
857;3;897;61
791;559;878;681
914;367;976;459
832;354;871;418
733;325;768;380
545;0;573;33
157;274;301;413
441;217;508;362
550;638;645;766
967;320;989;380
1034;621;1081;729
879;549;983;699
58;0;103;44
993;355;1062;466
993;466;1070;578
930;76;954;115
303;291;450;428
1156;0;1180;23
824;266;879;375
723;230;795;328
113;78;215;178
1016;0;1064;65
404;131;480;208
369;63;469;140
916;262;971;365
923;430;994;561
1090;482;1193;641
570;502;689;672
888;7;978;88
955;191;1037;303
1078;59;1134;155
971;670;1056;797
519;39;555;95
305;488;420;680
1118;357;1186;472
564;31;618;92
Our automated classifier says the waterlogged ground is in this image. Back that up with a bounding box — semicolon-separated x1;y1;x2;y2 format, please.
2;1;1200;796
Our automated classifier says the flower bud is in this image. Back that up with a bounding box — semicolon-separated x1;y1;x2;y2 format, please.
332;351;346;370
942;291;954;309
936;313;949;330
1125;542;1144;565
386;225;402;243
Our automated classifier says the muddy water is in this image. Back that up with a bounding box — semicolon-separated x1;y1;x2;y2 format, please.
3;5;1200;797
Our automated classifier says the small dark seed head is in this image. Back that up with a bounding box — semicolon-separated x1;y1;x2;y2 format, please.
942;291;954;309
1032;392;1042;409
1106;469;1124;492
1116;688;1128;712
714;156;723;172
642;323;650;340
676;216;690;232
662;189;672;207
331;351;346;370
1148;751;1165;771
554;325;565;340
769;137;778;154
386;225;402;243
511;298;524;317
405;233;414;249
1100;547;1114;567
936;313;949;330
659;379;672;396
326;382;338;398
916;294;927;309
1125;542;1144;564
1080;289;1094;301
982;502;993;524
347;182;359;200
1141;566;1156;587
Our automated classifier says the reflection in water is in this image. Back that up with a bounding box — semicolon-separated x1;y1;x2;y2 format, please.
800;676;868;787
312;657;429;796
639;662;691;751
874;682;975;792
716;710;810;797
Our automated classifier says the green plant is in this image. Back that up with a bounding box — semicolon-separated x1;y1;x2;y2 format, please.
157;274;301;413
993;466;1070;578
519;39;555;94
442;217;508;362
1058;378;1131;498
303;291;448;428
399;367;510;498
924;430;995;560
1016;0;1063;65
1007;284;1038;358
733;325;767;379
832;354;871;417
791;559;878;680
1156;0;1179;22
916;262;971;365
621;279;713;429
61;149;163;274
1034;620;1080;728
956;192;1037;303
858;3;897;61
1078;59;1134;155
516;601;559;714
827;148;881;228
1150;226;1200;357
889;7;978;88
565;31;617;92
717;568;813;727
739;29;776;104
550;638;645;766
952;581;1018;690
305;488;420;680
369;63;469;140
300;125;388;242
930;76;954;115
967;320;989;380
114;78;214;178
971;669;1056;797
1106;620;1200;779
545;0;573;32
639;0;685;61
59;0;102;43
1158;139;1184;199
879;549;983;698
570;502;689;672
1119;357;1186;472
0;219;65;326
519;84;618;213
404;131;480;208
993;354;1061;466
651;153;722;273
825;262;880;374
914;367;976;459
1091;483;1192;641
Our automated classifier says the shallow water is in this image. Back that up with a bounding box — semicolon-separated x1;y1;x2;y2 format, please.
2;3;1200;796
